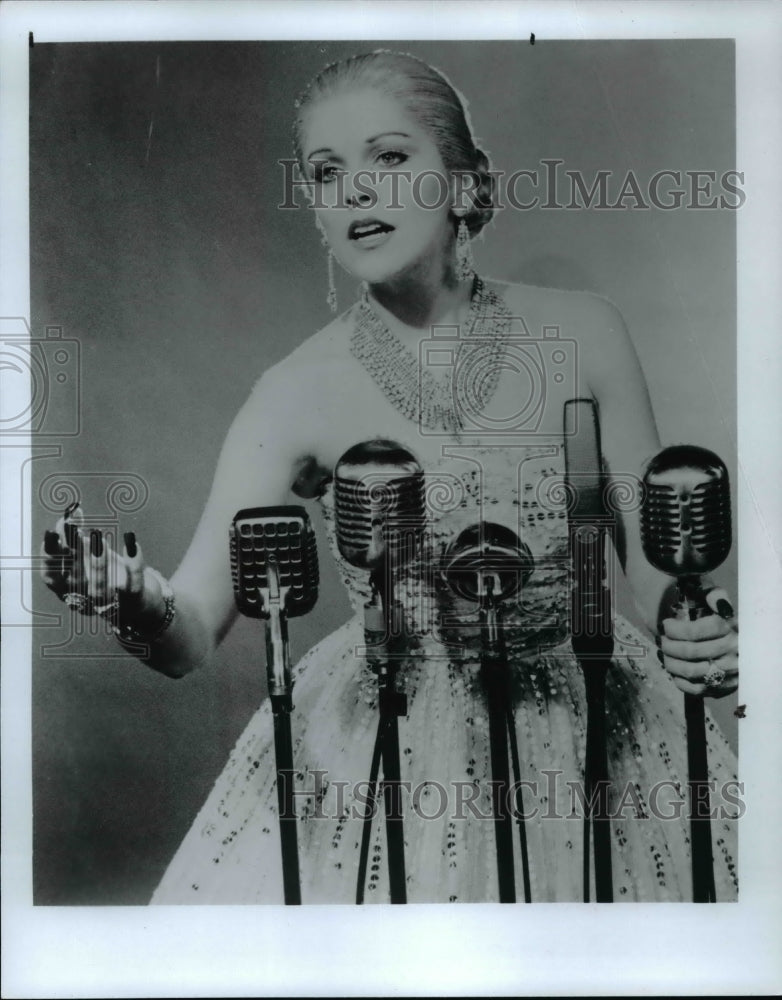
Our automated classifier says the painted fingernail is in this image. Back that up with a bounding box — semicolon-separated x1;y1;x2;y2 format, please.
64;501;80;520
44;530;59;555
64;521;79;548
91;529;103;557
716;599;734;619
124;532;137;558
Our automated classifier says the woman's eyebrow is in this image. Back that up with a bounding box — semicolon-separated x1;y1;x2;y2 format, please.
306;147;338;161
306;132;412;161
366;131;411;144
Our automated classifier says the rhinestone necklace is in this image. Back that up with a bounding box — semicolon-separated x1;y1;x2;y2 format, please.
350;277;512;433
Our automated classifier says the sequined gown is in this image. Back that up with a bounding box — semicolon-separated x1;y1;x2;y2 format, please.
151;446;739;904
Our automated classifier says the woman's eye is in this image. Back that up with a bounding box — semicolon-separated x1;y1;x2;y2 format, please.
376;150;408;168
312;163;341;184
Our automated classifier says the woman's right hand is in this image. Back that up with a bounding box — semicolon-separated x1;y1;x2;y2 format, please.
40;503;167;634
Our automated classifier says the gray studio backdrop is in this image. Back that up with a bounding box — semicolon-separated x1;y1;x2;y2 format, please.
30;40;737;904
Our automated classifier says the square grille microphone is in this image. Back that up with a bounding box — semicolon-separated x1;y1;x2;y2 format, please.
229;506;318;619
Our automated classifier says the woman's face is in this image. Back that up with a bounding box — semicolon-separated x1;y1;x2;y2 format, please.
301;88;455;285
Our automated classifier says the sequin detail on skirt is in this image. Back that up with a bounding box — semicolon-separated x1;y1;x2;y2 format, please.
151;448;738;903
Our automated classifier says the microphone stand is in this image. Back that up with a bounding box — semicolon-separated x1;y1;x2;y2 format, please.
640;443;731;903
478;574;517;903
440;525;533;903
333;440;426;904
262;557;301;906
365;557;408;904
571;526;614;905
231;504;318;906
564;398;614;903
676;576;717;904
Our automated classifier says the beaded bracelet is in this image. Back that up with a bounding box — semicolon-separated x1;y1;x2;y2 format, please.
113;568;176;645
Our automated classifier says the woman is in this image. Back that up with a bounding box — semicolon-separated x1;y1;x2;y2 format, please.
41;51;739;903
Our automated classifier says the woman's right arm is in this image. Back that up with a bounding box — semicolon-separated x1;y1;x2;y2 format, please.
41;369;303;678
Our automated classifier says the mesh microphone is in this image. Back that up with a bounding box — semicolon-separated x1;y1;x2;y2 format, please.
335;439;424;905
441;523;534;604
440;527;534;905
334;439;426;572
230;505;319;619
641;445;731;588
641;448;731;905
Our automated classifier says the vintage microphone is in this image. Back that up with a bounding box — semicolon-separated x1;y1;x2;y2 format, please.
334;440;426;904
641;444;732;903
563;398;615;903
229;506;319;905
441;523;534;903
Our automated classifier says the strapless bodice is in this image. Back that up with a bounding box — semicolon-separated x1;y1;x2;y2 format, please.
319;445;576;657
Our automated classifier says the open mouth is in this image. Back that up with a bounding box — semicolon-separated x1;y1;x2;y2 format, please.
348;219;396;241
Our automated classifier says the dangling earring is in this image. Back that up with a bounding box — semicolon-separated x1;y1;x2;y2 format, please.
455;217;474;282
315;219;337;312
325;245;337;313
317;223;338;313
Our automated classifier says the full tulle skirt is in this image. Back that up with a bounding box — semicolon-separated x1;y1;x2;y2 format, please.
151;613;738;904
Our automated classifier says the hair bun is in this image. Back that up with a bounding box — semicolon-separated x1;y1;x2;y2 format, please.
465;147;497;237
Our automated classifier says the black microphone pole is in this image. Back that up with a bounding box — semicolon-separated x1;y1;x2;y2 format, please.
684;687;715;903
564;398;615;903
641;445;732;903
229;506;319;905
334;440;426;904
265;557;301;907
481;574;517;903
441;523;534;903
371;551;408;905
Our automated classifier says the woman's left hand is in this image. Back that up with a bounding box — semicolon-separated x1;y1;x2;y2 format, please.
658;588;739;698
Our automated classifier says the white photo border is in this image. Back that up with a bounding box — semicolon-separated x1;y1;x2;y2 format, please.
2;1;781;996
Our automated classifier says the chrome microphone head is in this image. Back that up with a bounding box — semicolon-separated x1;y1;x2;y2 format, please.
230;506;319;619
334;439;426;571
641;445;731;578
441;523;534;603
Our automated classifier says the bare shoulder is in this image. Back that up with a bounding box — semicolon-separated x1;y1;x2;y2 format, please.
488;277;628;343
486;277;645;403
247;308;354;412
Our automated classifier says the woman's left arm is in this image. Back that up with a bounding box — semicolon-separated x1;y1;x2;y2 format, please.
582;294;738;698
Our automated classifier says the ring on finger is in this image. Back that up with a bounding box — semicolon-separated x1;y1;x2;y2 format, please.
704;660;727;688
95;595;120;622
63;592;95;615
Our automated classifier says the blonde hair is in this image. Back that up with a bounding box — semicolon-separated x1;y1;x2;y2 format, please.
294;50;497;236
